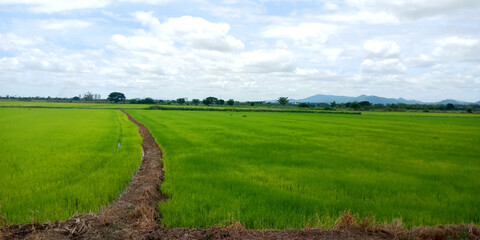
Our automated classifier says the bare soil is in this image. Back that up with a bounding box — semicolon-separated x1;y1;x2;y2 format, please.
1;110;478;240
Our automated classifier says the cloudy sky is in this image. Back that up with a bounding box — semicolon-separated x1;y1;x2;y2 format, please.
1;0;479;102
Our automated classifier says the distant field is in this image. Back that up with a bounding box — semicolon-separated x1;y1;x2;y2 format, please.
1;100;477;115
128;110;480;229
0;108;142;224
363;111;479;117
0;100;151;109
0;101;347;113
0;101;360;115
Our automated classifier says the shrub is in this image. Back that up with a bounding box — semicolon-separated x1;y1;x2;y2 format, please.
298;103;310;108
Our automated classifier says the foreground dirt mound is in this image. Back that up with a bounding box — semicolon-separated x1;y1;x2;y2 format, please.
1;110;478;240
147;223;479;240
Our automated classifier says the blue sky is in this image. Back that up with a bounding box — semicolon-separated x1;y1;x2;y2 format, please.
1;0;479;102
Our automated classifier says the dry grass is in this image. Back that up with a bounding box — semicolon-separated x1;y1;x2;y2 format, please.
329;210;479;240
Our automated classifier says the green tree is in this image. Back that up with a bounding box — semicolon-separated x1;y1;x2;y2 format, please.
446;103;455;110
359;101;371;110
202;97;218;105
141;98;155;104
359;101;371;107
227;99;235;106
82;92;94;101
107;92;126;103
177;98;186;105
277;97;289;105
350;102;360;110
297;102;309;108
218;99;225;105
192;99;200;105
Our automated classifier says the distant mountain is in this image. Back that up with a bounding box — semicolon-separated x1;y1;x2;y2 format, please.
287;94;478;105
437;99;472;105
292;94;422;104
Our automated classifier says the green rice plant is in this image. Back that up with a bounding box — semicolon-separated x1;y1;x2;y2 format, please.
0;108;142;224
128;110;480;229
0;100;360;114
0;100;151;109
147;105;360;114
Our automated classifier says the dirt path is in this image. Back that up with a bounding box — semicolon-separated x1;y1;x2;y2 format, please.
1;110;478;240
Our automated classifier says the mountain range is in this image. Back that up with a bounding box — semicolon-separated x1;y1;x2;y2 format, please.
288;94;479;105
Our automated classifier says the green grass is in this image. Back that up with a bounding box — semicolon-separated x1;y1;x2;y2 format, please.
148;105;359;114
363;111;479;117
0;100;360;114
0;101;356;114
127;110;480;229
0;108;142;224
0;100;151;109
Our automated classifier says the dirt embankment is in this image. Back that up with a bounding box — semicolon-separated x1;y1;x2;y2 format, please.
0;110;479;240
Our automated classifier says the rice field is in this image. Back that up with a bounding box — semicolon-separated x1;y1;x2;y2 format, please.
0;100;151;109
0;108;142;224
1;105;479;229
128;110;480;229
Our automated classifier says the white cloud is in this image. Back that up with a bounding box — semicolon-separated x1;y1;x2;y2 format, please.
274;40;289;49
111;34;174;54
131;11;161;28
361;59;407;74
236;49;296;73
405;54;436;68
437;37;478;46
294;68;338;81
346;0;480;19
363;40;400;58
0;48;98;74
321;48;344;61
199;1;264;20
324;3;338;11
38;19;93;30
432;37;480;61
0;33;44;51
130;13;244;52
1;2;479;102
263;23;337;48
0;0;109;13
320;11;399;24
120;0;172;4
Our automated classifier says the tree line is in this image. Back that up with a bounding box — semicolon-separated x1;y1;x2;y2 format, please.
1;93;478;112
